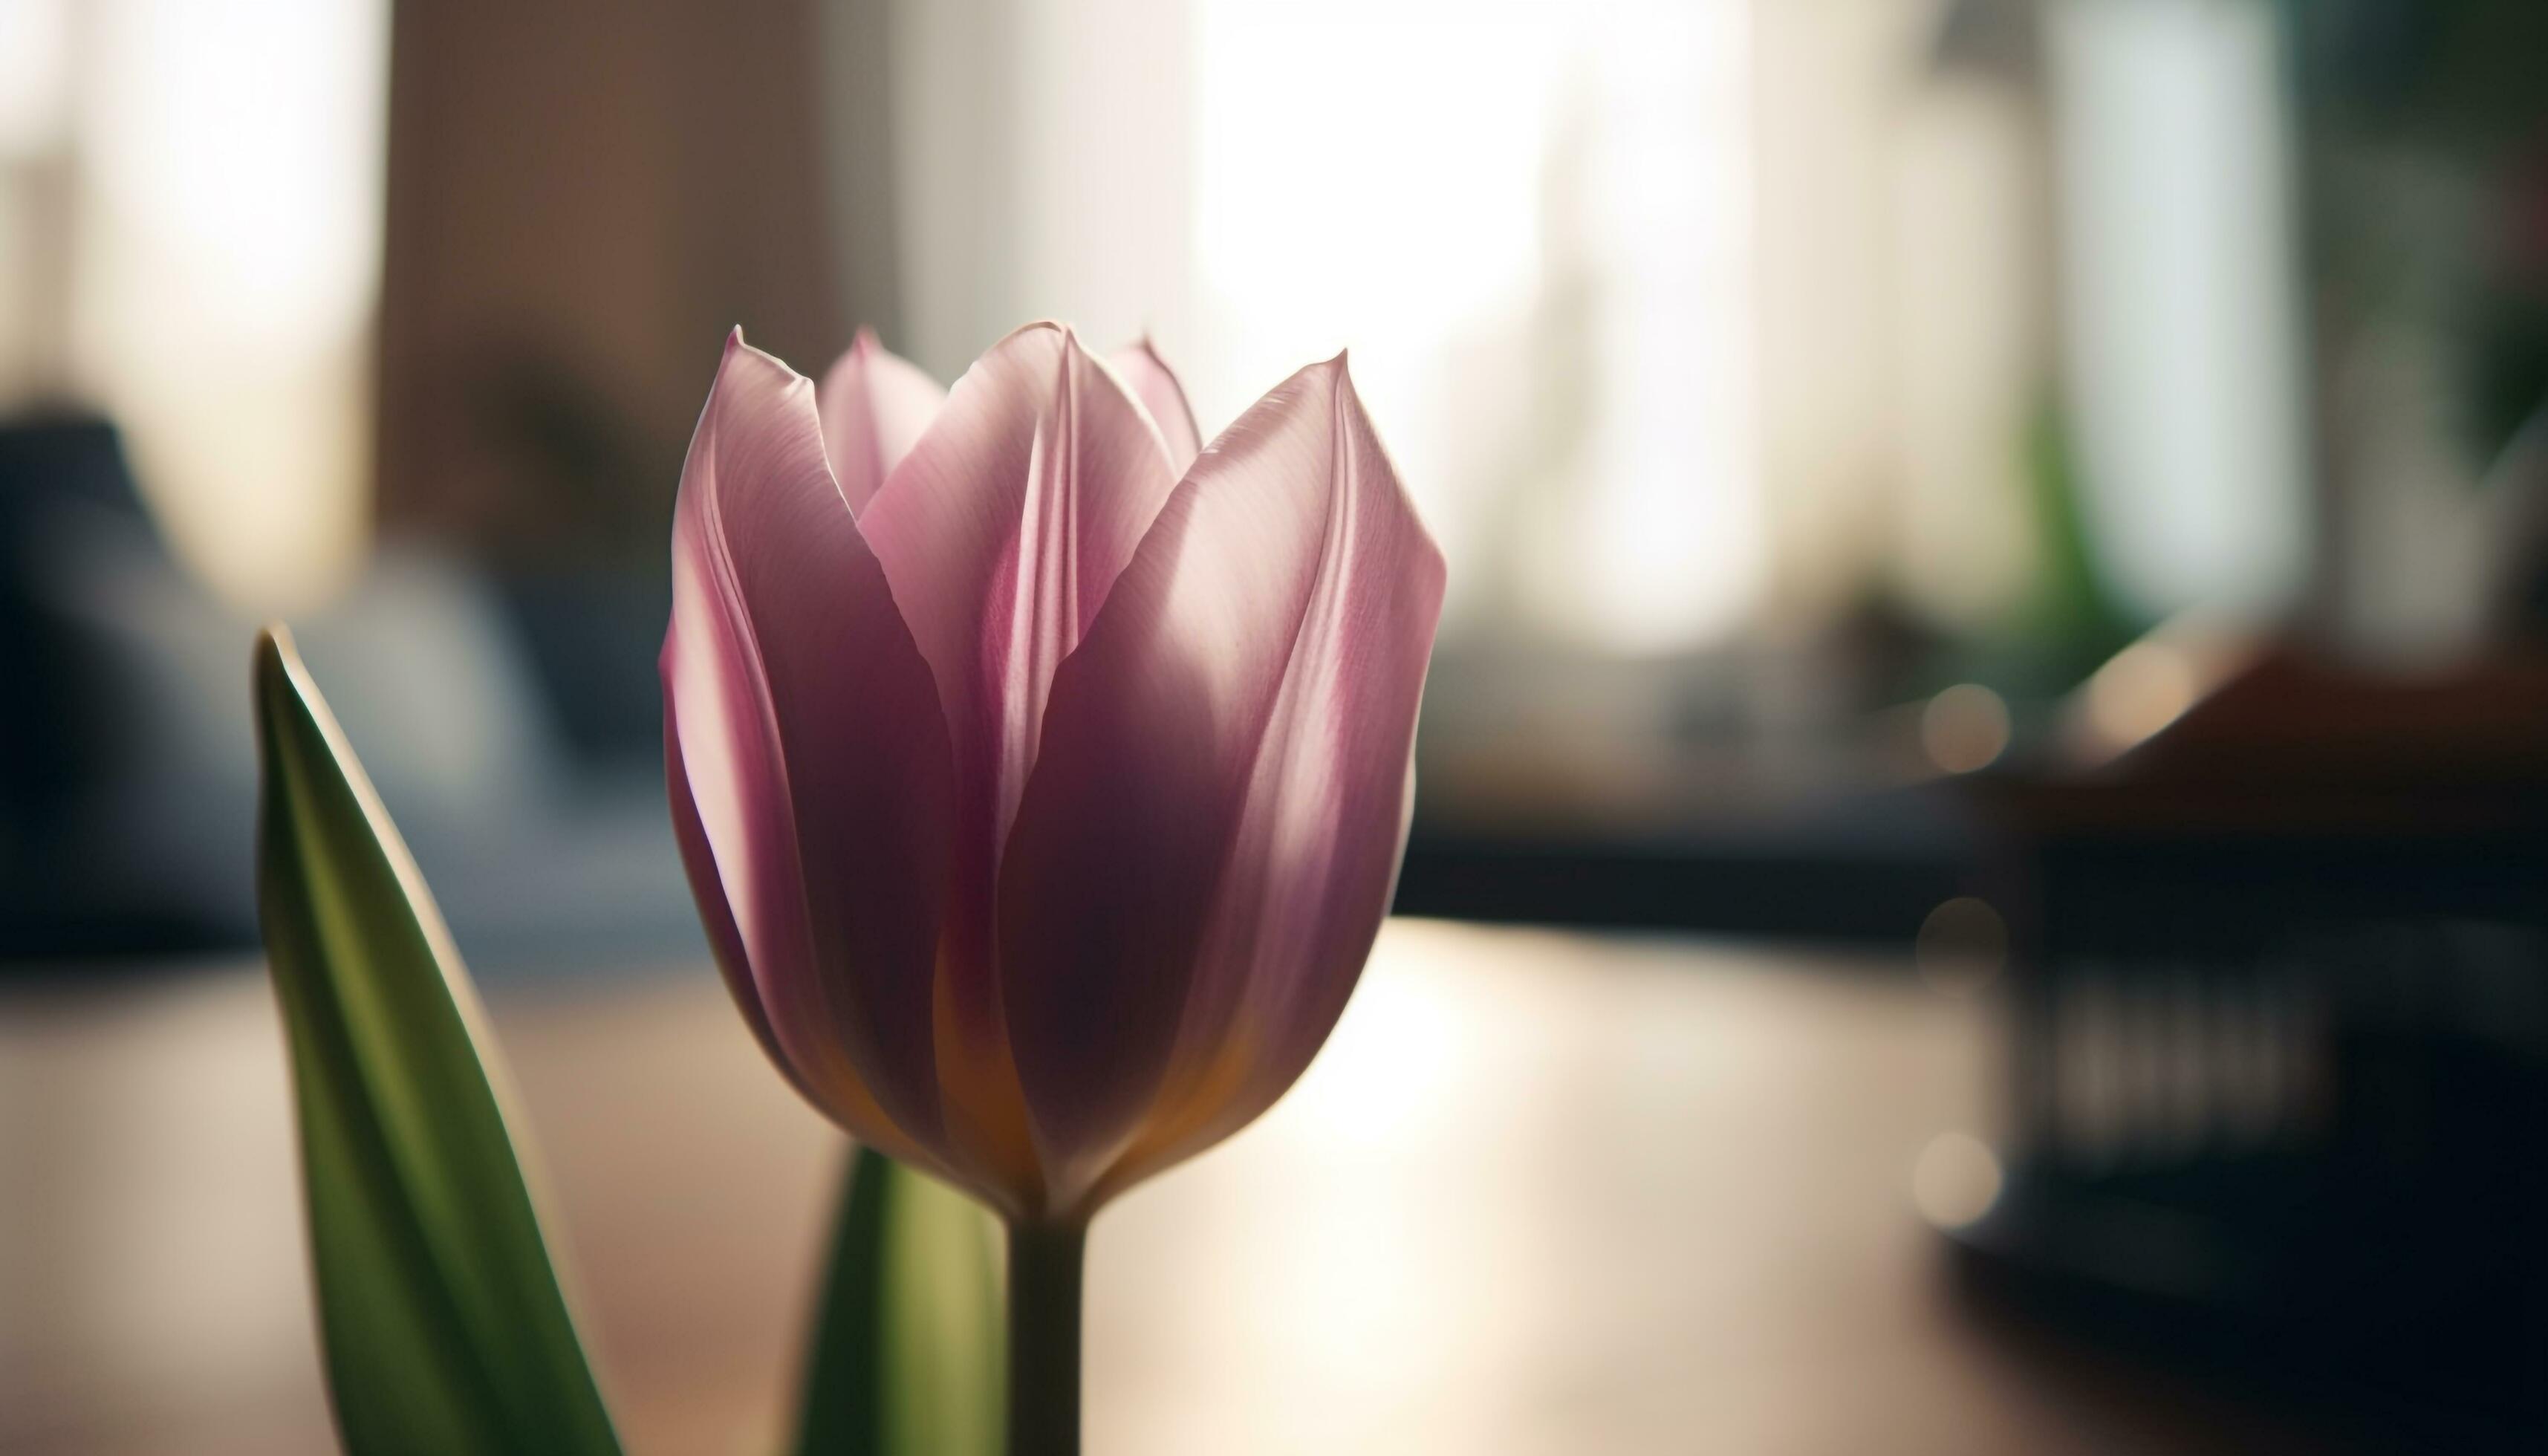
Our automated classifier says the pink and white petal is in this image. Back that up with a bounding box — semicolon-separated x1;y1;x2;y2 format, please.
663;329;957;1150
662;698;786;1081
1086;746;1417;1208
995;356;1446;1206
859;323;1184;822
854;323;1183;1145
1110;337;1203;474
816;328;946;516
663;688;949;1178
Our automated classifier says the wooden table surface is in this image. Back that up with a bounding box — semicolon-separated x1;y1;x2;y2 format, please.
0;920;2341;1455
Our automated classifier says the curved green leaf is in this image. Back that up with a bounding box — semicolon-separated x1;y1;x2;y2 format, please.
796;1146;1005;1456
253;628;622;1456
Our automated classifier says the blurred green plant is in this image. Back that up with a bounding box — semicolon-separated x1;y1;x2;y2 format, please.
254;628;1004;1455
795;1148;1005;1456
256;628;623;1455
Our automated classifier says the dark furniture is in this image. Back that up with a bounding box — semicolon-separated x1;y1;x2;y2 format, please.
1956;647;2548;1446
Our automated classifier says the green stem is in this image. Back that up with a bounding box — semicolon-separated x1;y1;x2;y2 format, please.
1005;1221;1086;1456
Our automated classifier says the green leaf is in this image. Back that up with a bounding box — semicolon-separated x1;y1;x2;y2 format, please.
253;628;623;1456
796;1146;1006;1456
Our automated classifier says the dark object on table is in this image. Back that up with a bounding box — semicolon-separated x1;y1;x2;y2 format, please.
0;416;701;975
0;417;236;956
1955;641;2548;1448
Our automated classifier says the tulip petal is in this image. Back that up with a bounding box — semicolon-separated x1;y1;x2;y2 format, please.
663;330;956;1154
817;328;946;516
1111;337;1203;475
856;324;1183;1195
663;701;787;1082
860;324;1183;833
997;356;1446;1203
663;691;949;1180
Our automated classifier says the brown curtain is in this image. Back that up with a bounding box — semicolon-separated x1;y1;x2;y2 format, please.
374;0;851;563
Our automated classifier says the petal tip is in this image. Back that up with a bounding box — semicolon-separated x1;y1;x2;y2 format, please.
716;331;815;399
1296;348;1353;397
1130;332;1184;377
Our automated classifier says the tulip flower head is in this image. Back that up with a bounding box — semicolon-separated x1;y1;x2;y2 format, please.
662;324;1445;1226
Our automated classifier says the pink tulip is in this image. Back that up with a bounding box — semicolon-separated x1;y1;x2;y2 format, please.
660;324;1446;1227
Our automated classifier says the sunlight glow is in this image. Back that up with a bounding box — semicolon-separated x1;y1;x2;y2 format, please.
65;0;390;611
1920;683;2012;774
1911;1131;2003;1229
2047;0;2309;620
1195;0;1761;651
2081;639;2200;759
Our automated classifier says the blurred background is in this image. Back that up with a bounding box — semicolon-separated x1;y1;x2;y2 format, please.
4;0;2546;1451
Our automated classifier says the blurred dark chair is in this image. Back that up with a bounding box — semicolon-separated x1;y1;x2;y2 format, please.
1957;643;2548;1446
0;417;701;975
0;419;214;955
